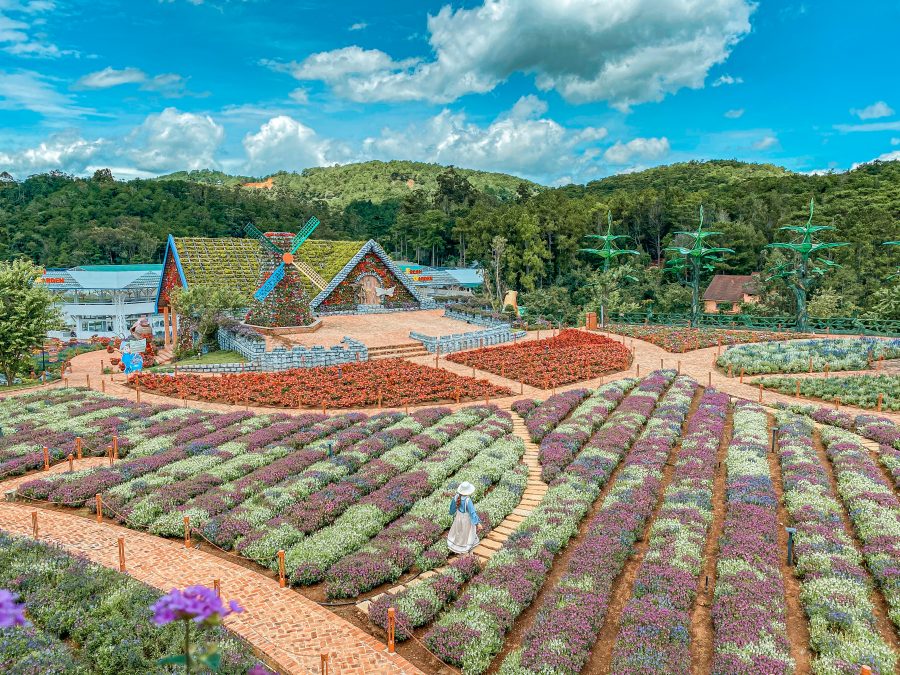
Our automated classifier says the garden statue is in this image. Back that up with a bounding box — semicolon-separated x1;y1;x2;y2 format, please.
665;205;733;328
502;290;519;315
766;198;848;332
130;316;152;343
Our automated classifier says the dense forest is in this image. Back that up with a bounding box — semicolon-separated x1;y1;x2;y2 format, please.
1;159;898;319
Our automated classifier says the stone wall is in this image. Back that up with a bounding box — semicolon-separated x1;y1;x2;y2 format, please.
409;324;526;354
444;308;510;327
217;328;368;370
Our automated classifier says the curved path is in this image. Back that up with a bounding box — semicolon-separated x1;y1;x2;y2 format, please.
3;330;897;425
0;480;422;675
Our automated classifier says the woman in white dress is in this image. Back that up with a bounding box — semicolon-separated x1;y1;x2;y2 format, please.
447;481;482;554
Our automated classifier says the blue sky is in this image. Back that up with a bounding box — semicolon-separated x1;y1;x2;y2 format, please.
0;0;898;185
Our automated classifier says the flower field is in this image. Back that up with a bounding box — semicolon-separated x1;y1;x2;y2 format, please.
717;337;900;375
129;358;512;408
4;375;900;674
445;329;632;387
0;532;269;675
606;324;798;352
758;373;900;410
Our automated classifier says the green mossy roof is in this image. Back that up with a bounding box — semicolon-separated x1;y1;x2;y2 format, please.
171;237;366;296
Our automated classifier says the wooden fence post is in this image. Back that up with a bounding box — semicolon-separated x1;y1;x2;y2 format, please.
796;381;801;397
184;516;191;548
95;494;103;523
107;444;114;466
43;446;50;471
67;453;74;472
277;550;286;588
321;652;329;675
387;608;396;653
101;379;105;393
75;437;82;460
213;579;221;598
86;374;91;390
739;368;745;384
877;393;883;412
32;511;38;538
759;383;763;403
118;537;125;572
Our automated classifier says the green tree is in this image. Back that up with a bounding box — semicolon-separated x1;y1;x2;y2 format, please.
664;205;733;327
170;284;250;351
0;259;64;386
766;198;848;331
580;211;639;324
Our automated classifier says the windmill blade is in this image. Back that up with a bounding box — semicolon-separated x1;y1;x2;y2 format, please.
253;262;285;301
884;241;900;246
290;216;321;254
291;260;327;290
245;223;284;254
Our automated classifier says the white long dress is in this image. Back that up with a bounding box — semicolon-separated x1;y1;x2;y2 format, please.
447;496;480;553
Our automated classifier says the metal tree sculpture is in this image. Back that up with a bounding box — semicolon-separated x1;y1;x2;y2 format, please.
885;240;900;281
766;198;848;332
580;211;639;325
664;205;733;327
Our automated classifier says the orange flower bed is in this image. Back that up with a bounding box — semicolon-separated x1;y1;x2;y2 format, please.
129;359;511;409
446;330;632;387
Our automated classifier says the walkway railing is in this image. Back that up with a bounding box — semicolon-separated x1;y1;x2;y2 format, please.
605;312;900;337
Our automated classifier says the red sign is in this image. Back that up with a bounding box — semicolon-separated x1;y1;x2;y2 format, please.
413;276;433;282
42;278;66;283
406;269;422;274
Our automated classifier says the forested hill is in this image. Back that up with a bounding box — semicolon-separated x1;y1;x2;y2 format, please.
158;160;543;206
1;160;898;314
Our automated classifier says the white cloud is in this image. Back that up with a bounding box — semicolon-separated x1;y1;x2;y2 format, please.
724;108;744;119
852;150;900;170
362;95;606;180
603;137;670;164
0;131;104;176
288;87;309;104
712;74;743;87
850;101;894;120
835;120;900;133
0;69;92;116
0;1;75;58
75;66;190;96
127;107;224;171
892;137;900;146
274;0;755;110
753;135;779;150
242;115;337;174
349;22;367;31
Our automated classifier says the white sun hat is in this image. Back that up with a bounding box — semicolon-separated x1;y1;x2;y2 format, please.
456;481;476;496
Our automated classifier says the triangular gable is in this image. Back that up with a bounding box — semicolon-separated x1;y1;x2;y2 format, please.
155;235;188;311
310;239;425;309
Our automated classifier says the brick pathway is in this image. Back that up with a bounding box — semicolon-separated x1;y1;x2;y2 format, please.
0;498;422;675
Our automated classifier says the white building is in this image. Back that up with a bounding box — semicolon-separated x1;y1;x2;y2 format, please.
41;265;164;340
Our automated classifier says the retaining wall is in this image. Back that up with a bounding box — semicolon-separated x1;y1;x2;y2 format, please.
217;328;369;370
409;324;526;354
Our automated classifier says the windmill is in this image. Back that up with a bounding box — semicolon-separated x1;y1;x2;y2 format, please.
245;216;326;301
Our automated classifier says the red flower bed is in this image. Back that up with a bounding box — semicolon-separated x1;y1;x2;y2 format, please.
128;359;511;409
446;330;632;387
605;324;809;353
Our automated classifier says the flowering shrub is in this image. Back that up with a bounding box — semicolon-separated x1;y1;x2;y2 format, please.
369;554;481;640
325;435;525;598
0;589;26;628
498;376;697;675
774;415;895;674
285;410;513;585
711;402;794;674
537;380;634;481
776;401;900;489
610;390;729;673
521;389;589;442
0;533;266;674
718;337;900;375
130;358;511;408
758;374;900;411
819;427;900;631
509;398;540;421
425;371;678;674
446;330;632;387
607;324;798;352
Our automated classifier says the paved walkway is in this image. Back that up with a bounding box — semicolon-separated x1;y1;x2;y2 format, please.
0;492;422;675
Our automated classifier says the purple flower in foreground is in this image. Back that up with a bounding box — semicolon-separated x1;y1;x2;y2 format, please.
0;589;27;628
152;585;243;626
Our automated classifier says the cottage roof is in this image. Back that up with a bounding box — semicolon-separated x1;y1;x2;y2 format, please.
702;274;760;303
